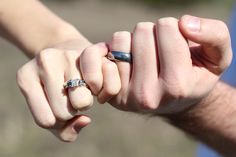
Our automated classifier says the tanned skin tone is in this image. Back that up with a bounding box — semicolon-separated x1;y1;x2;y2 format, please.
79;16;234;157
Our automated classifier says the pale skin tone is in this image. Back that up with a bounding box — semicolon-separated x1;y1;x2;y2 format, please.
2;0;236;156
0;0;95;141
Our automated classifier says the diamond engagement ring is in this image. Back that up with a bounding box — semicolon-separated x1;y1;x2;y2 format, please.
63;79;87;89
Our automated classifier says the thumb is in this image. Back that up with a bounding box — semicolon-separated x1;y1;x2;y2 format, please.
179;15;232;74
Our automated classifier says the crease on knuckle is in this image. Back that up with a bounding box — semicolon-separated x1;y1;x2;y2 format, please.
104;85;121;97
84;74;102;95
157;17;178;27
134;88;157;111
84;45;100;55
135;22;155;32
113;31;130;41
163;80;190;100
63;50;78;65
54;111;72;122
59;133;77;143
16;68;26;89
71;96;93;111
16;65;31;92
211;21;230;48
81;46;101;64
35;117;56;129
220;49;233;71
36;49;62;74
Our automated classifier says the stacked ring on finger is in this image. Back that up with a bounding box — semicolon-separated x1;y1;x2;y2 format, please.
64;79;87;89
107;51;132;63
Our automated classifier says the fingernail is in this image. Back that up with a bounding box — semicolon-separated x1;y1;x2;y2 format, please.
73;116;91;133
186;16;200;32
80;116;91;124
74;125;81;133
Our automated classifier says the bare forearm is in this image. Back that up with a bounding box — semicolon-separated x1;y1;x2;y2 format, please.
163;82;236;157
0;0;89;58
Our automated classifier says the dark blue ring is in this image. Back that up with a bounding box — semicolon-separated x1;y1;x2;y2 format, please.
110;51;132;63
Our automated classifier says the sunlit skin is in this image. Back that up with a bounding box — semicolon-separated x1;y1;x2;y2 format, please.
0;0;94;141
1;0;236;156
81;16;232;114
80;16;234;157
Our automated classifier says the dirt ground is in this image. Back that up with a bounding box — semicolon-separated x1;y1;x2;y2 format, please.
0;0;232;157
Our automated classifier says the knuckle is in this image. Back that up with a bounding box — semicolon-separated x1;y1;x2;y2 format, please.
59;134;77;143
138;95;157;111
54;111;72;121
135;22;155;31
157;17;178;27
35;117;56;129
164;81;190;100
215;21;230;44
112;31;131;51
83;45;100;55
16;67;27;89
80;49;89;61
104;85;121;97
38;48;59;62
218;50;233;73
71;96;93;111
134;88;157;111
81;45;101;62
84;75;102;95
168;88;188;100
113;31;131;41
16;64;32;91
63;50;78;61
36;48;62;72
224;49;233;69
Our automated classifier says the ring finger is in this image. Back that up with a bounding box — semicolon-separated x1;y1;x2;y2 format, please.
108;31;132;110
38;49;76;121
64;50;93;111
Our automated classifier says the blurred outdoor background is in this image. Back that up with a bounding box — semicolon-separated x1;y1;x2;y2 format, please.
0;0;234;157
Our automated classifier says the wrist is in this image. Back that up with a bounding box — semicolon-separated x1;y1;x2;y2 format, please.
31;23;91;57
160;82;236;157
0;0;91;58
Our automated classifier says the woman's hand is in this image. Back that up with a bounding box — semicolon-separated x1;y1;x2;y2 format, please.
80;15;232;114
16;39;94;142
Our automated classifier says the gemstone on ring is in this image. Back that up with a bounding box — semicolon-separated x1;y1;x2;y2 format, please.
64;79;87;89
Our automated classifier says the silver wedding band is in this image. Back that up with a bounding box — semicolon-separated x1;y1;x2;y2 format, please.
63;79;87;89
107;51;132;63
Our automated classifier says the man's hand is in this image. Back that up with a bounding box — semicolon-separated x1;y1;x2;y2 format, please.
16;39;94;142
80;15;234;156
80;15;232;114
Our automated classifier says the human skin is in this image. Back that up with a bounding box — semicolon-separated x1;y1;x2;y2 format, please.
81;15;232;113
8;1;236;155
0;0;85;58
0;0;101;141
80;15;234;156
165;81;236;157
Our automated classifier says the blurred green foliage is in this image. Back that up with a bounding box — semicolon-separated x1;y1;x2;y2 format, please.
117;0;214;6
105;0;234;7
46;0;234;8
